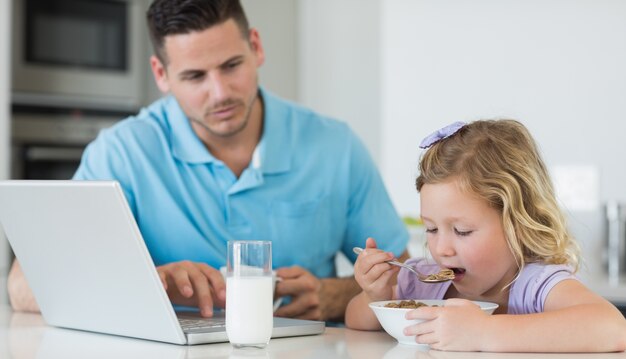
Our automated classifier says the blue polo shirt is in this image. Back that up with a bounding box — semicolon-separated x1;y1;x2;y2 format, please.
74;88;408;278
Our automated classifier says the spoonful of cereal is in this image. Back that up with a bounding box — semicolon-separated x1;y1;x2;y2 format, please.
353;247;454;283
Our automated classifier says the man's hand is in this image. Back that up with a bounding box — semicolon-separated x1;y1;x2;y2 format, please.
273;266;361;322
273;266;322;320
7;260;40;313
156;260;226;317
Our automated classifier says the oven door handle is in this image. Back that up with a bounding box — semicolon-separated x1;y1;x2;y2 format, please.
24;147;84;161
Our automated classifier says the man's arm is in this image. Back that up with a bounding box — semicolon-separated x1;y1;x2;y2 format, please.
7;260;40;313
274;250;410;322
8;258;226;317
317;276;362;322
319;249;410;321
273;266;358;321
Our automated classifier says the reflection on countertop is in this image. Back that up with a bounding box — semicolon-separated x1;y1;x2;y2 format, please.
1;306;625;359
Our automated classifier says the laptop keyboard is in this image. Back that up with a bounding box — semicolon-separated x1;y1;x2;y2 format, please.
178;317;226;332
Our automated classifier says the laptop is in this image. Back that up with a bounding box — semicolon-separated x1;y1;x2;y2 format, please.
0;180;325;345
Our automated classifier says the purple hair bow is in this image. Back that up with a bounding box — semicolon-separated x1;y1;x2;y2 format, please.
419;121;466;149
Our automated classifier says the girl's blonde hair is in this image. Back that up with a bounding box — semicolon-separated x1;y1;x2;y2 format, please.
416;119;580;272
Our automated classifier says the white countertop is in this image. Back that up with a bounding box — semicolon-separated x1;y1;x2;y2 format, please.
1;306;624;358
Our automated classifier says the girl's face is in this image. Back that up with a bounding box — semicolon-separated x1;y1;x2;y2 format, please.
420;180;518;302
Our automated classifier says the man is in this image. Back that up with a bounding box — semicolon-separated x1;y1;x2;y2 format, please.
8;0;409;322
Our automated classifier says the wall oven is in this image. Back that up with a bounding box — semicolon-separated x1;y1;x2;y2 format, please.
11;108;123;180
11;0;147;112
10;0;148;180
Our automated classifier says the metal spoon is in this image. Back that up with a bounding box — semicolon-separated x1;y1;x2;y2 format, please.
352;247;454;283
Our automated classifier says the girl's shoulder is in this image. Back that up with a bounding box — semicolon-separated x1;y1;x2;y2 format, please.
518;262;577;282
508;262;579;314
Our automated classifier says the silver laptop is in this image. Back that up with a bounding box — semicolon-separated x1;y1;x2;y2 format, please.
0;180;325;345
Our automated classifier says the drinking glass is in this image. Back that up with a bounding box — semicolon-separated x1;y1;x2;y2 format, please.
226;240;273;349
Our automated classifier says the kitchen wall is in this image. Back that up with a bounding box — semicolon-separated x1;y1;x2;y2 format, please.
380;0;626;275
243;0;298;102
0;1;11;305
298;0;381;164
298;0;626;277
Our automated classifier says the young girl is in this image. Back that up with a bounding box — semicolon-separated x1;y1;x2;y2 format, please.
345;120;626;352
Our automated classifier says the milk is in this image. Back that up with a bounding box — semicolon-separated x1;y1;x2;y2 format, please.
226;276;273;347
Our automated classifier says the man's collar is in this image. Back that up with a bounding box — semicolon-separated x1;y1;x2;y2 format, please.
168;88;292;175
168;96;217;164
256;88;291;175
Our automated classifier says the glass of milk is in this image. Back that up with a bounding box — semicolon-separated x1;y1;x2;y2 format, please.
226;240;273;349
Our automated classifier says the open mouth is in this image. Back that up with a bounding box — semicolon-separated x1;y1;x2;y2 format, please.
450;268;466;275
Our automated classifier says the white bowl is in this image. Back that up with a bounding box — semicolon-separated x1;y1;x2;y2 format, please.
369;299;498;346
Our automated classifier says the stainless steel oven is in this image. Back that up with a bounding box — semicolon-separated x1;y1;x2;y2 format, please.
11;0;146;112
10;0;147;179
11;108;122;180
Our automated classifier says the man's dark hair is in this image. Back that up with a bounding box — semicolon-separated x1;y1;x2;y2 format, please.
147;0;250;64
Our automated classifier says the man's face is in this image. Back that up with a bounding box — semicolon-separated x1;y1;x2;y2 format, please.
151;19;264;139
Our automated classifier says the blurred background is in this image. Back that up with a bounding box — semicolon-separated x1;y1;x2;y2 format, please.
1;0;626;311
